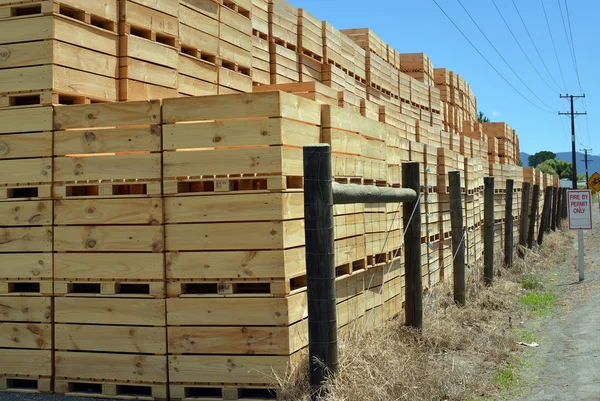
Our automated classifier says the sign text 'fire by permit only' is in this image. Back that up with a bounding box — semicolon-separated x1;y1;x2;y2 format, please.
568;190;593;230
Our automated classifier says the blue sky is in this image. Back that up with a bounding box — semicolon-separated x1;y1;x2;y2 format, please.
292;0;597;157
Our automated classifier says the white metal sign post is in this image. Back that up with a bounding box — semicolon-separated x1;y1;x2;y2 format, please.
567;190;593;282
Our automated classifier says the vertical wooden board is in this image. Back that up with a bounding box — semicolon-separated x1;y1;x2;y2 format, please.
165;247;306;280
164;193;302;223
54;126;161;155
167;326;292;355
0;227;52;252
162;92;320;125
165;220;304;251
0;107;53;135
53;100;161;130
0;201;52;227
0;297;52;322
55;324;166;354
166;292;307;326
0;349;52;376
55;253;164;280
168;355;289;384
53;153;161;182
55;352;167;382
0;253;52;280
0;323;52;349
54;198;163;225
54;298;165;326
54;225;164;252
0;132;53;160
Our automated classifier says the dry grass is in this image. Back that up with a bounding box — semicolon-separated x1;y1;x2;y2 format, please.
277;229;576;401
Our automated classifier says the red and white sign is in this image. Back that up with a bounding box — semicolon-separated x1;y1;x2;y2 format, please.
568;190;593;230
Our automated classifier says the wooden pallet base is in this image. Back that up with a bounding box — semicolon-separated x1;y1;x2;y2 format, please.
169;384;277;401
55;379;167;400
54;181;161;199
163;175;303;195
54;281;164;298
0;185;52;201
166;277;306;298
0;376;51;393
0;280;52;296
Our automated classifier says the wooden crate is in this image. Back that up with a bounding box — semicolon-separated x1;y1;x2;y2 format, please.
252;81;338;106
0;8;119;104
340;27;387;62
219;0;253;93
52;100;162;197
269;0;299;84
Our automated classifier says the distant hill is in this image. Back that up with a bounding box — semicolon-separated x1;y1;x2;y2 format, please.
519;152;600;173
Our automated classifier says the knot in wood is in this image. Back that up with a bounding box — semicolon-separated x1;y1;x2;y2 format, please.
0;48;10;61
84;131;96;141
0;142;9;156
212;135;222;143
85;239;97;249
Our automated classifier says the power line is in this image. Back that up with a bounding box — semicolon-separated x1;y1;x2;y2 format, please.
564;0;583;93
557;0;577;86
430;0;556;114
454;0;558;112
491;0;560;94
540;0;568;93
510;0;565;93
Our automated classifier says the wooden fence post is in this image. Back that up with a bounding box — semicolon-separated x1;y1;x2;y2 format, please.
555;186;562;229
519;182;531;250
504;179;514;268
551;186;558;231
538;186;553;245
484;177;494;286
303;144;337;397
403;162;422;329
449;171;465;306
528;185;540;248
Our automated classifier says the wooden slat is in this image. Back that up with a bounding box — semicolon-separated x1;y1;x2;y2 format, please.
54;126;161;155
54;198;162;225
0;323;52;349
166;292;307;326
54;153;161;182
0;132;52;160
55;298;165;326
0;227;52;252
165;220;304;251
0;107;53;135
0;201;52;227
55;351;167;382
119;57;178;89
55;324;166;354
120;34;178;69
162;92;320;125
164;193;302;223
0;297;52;322
127;0;178;17
54;100;160;130
55;253;164;280
0;254;52;280
120;0;178;38
54;225;163;252
0;349;52;376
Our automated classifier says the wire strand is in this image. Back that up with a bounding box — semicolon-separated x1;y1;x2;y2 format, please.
564;0;583;93
431;0;556;114
454;0;558;112
541;0;569;92
491;0;560;94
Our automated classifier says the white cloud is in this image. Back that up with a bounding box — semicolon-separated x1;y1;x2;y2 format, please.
491;111;501;117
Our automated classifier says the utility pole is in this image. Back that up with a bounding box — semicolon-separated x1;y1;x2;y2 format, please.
559;94;586;189
580;147;593;189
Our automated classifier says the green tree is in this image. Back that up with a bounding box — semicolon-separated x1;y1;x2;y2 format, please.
536;159;573;179
528;151;556;168
478;111;490;123
536;160;558;176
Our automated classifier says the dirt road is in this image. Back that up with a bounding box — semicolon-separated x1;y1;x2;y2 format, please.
509;207;600;401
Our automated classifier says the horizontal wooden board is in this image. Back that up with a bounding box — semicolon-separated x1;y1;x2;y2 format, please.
168;321;307;355
120;34;178;70
119;79;178;101
168;355;289;384
0;349;52;376
55;351;167;383
164;193;302;223
0;108;51;138
54;298;166;326
166;292;307;326
179;2;218;37
0;132;52;160
0;201;52;227
0;322;52;349
55;253;164;280
54;225;163;252
54;198;162;225
55;324;166;354
0;253;52;280
119;57;178;89
179;22;218;55
120;0;178;37
0;157;52;186
178;53;218;82
54;126;161;155
0;297;52;323
0;227;52;252
177;74;218;97
163;146;302;177
165;248;306;280
165;220;304;251
163;118;319;149
162;92;320;125
128;0;178;17
54;153;161;182
53;100;160;130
